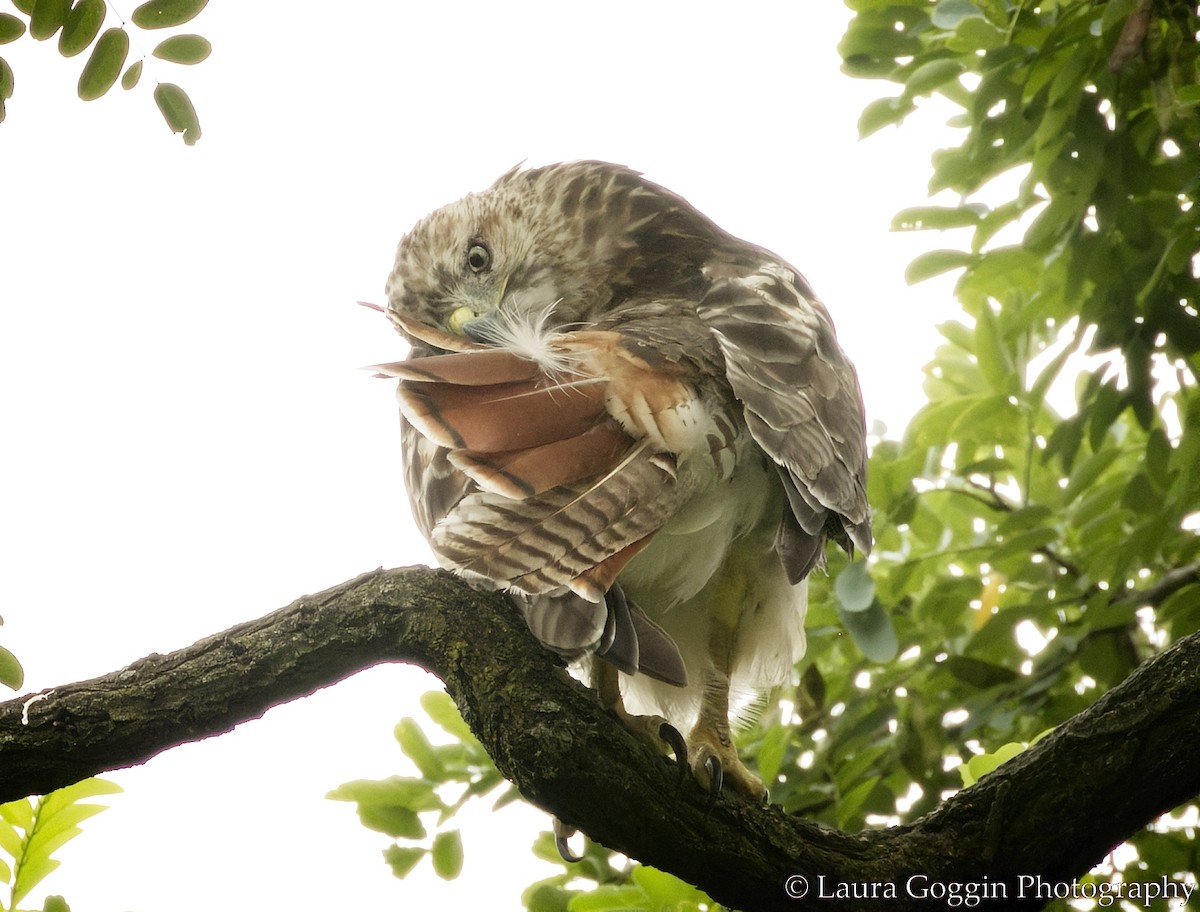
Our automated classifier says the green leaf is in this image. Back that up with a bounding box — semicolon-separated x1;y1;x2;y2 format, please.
395;718;445;780
931;0;983;29
858;95;915;137
152;82;201;143
836;775;882;829
1063;446;1123;505
24;825;84;871
151;33;210;64
419;691;478;746
907;394;1022;450
121;59;142;89
904;58;966;97
972;304;1012;389
566;884;647;911
1;798;34;831
0;644;23;690
892;205;984;231
27;804;107;859
77;27;127;100
631;865;711;907
358;803;425;839
961;742;1025;786
131;0;208;29
382;845;426;880
523;878;576;912
0;819;21;859
839;21;922;62
431;829;464;880
834;560;875;613
328;777;442;837
326;777;445;814
42;896;71;912
492;784;522;812
37;777;121;817
58;0;104;56
1177;84;1200;109
944;655;1019;688
948;15;1006;51
995;504;1055;535
11;855;59;906
905;248;976;284
29;0;69;40
0;13;27;43
838;601;898;663
754;724;790;788
1023;195;1083;253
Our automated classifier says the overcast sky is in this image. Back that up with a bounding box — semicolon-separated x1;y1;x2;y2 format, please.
0;3;959;909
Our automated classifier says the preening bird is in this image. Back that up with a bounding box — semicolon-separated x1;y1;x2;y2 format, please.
377;161;870;803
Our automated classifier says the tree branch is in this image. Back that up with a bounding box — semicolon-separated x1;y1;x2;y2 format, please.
2;567;1198;911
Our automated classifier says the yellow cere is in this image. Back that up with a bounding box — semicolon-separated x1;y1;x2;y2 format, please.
448;306;477;335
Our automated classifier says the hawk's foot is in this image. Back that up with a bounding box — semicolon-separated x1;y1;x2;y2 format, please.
609;702;688;772
686;723;767;803
594;660;687;779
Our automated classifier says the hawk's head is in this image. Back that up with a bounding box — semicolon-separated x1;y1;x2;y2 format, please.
385;162;715;351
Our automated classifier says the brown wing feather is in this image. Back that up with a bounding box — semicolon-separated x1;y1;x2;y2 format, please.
393;332;699;679
697;262;871;580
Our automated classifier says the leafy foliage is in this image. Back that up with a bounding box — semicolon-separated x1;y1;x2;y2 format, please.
525;841;715;912
0;778;120;912
334;690;726;911
0;0;208;142
328;691;509;884
808;0;1198;882
340;0;1200;905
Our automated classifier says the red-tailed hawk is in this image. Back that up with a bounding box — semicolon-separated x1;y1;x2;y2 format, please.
378;161;869;803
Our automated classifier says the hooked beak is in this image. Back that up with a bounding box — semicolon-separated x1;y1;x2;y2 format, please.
454;274;510;342
460;312;503;343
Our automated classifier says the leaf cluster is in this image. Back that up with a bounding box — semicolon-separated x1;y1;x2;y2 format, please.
524;845;715;912
327;691;511;884
0;779;119;912
0;0;209;143
843;0;1198;407
749;0;1200;888
332;687;725;912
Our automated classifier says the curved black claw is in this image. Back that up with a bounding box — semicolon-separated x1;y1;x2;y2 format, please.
704;754;723;808
658;721;688;785
553;818;584;863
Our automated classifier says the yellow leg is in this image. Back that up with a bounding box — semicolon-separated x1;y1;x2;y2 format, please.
593;660;680;760
685;553;767;800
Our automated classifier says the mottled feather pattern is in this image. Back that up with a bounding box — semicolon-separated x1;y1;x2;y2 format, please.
697;264;870;562
432;449;681;598
394;329;734;597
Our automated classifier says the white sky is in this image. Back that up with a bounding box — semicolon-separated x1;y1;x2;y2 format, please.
0;3;958;909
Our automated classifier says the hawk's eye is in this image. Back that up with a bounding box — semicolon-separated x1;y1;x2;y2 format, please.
466;242;491;273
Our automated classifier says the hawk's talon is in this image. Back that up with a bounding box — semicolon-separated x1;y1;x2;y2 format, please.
688;724;767;802
704;754;723;807
553;818;583;863
658;721;688;781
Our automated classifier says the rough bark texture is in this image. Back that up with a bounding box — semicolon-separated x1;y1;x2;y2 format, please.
2;566;1198;911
